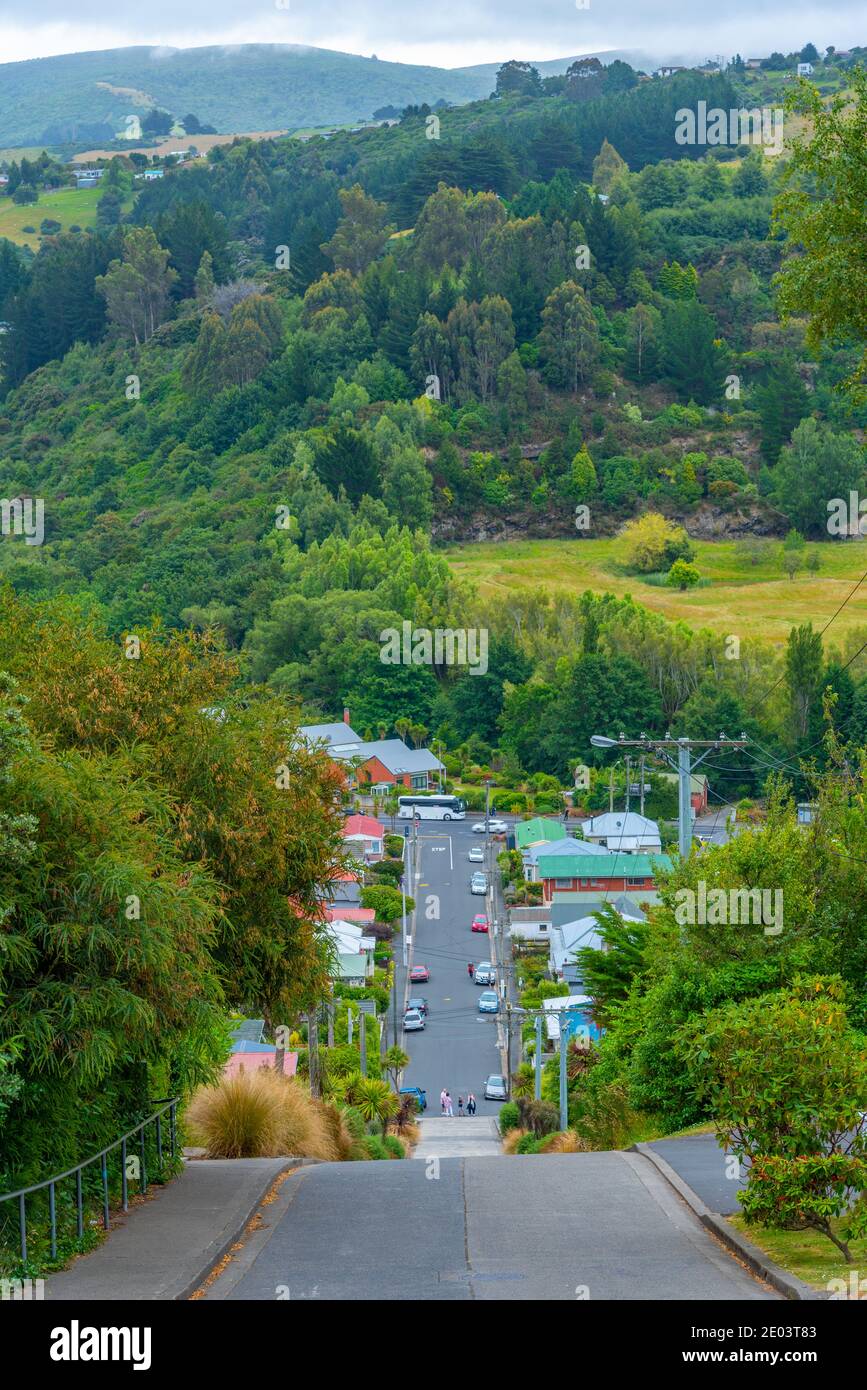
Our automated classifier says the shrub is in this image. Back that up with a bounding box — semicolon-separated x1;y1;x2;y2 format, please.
517;1097;560;1137
502;1127;531;1153
361;1134;389;1159
382;1134;405;1159
620;512;694;573
537;1130;587;1153
741;1155;867;1263
186;1068;337;1159
498;1101;520;1133
384;834;404;858
516;1132;543;1154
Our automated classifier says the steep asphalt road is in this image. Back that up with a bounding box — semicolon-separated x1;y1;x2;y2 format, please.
397;820;506;1116
206;1151;777;1301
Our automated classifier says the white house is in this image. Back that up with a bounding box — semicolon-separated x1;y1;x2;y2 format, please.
581;812;662;854
797;62;814;76
508;904;551;941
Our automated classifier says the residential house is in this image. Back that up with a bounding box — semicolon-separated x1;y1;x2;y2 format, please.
324;904;375;927
73;169;104;188
581;811;662;854
508;904;552;942
224;1043;298;1079
514;817;566;852
656;65;686;77
542;995;601;1049
325;918;376;985
298;715;444;791
136;168;165;181
343;813;385;864
745;58;764;69
523;834;608;884
536;848;672;921
550;896;646;985
797;62;814;76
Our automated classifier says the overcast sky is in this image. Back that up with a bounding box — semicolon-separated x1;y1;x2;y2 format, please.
0;0;862;69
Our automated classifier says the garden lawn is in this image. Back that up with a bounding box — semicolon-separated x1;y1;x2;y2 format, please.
728;1213;867;1294
443;537;867;647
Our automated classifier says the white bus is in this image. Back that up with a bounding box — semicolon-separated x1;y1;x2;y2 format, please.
397;794;466;821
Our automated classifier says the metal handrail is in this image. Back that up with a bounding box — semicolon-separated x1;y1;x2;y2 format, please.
0;1098;178;1265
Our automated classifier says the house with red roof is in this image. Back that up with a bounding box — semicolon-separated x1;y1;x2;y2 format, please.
343;814;385;863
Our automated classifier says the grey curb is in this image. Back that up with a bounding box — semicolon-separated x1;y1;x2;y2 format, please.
171;1157;313;1301
631;1142;827;1301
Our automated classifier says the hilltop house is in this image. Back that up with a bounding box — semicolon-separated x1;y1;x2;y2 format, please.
797;62;814;76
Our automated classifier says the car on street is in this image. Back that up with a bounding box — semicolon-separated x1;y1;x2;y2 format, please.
403;1008;425;1031
409;964;430;982
471;819;508;834
399;1086;427;1112
474;963;494;986
478;990;499;1014
484;1073;507;1101
407;995;428;1015
467;846;485;863
471;913;488;933
470;872;487;895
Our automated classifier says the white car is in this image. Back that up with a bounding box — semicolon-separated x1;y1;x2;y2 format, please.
470;872;487;896
403;1008;425;1032
471;819;508;834
468;846;485;863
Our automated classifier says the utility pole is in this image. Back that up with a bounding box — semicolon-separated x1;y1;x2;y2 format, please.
327;1000;334;1049
392;957;399;1046
639;754;646;818
591;734;748;860
347;1006;353;1047
400;825;408;968
534;1014;543;1099
559;1020;569;1130
624;754;631;815
505;1002;512;1099
308;1007;321;1099
359;1011;367;1077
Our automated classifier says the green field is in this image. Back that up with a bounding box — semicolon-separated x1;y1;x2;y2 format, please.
443;537;867;649
0;187;132;249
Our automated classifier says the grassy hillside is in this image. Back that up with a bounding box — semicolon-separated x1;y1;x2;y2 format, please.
444;537;867;646
0;43;567;148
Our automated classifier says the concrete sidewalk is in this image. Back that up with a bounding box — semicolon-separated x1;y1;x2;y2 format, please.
46;1156;300;1301
413;1116;502;1159
644;1132;744;1214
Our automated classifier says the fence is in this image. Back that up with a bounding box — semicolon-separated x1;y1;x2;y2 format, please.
0;1098;178;1266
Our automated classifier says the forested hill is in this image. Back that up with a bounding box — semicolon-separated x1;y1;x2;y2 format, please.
1;59;865;771
0;43;606;147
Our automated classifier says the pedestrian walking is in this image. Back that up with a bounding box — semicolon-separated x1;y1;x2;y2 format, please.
467;1094;476;1116
440;1088;447;1114
445;1091;454;1117
467;962;474;979
458;1095;464;1116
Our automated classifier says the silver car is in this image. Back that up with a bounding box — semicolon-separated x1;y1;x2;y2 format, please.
485;1073;507;1101
402;1008;425;1032
474;964;495;987
470;872;487;895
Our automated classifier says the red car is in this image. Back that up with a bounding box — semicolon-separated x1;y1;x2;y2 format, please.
471;914;489;933
410;964;430;982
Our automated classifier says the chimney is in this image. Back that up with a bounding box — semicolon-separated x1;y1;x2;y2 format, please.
343;707;350;724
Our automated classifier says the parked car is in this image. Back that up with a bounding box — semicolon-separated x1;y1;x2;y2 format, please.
468;846;485;863
478;990;499;1014
471;818;508;834
409;964;430;982
470;872;487;896
407;995;428;1016
485;1073;507;1101
471;913;488;933
474;964;494;986
403;1008;425;1032
399;1086;427;1112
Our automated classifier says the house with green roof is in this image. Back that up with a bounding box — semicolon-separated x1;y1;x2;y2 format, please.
514;817;566;851
536;849;673;918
